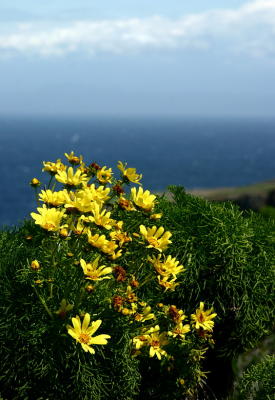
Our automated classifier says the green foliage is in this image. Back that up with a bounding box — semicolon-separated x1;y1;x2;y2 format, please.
0;155;274;400
0;224;141;400
159;186;275;358
233;355;275;400
260;205;275;220
0;156;217;400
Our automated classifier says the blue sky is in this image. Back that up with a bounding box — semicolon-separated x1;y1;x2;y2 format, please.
0;0;275;116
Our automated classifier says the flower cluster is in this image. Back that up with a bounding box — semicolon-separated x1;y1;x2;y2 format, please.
29;152;217;396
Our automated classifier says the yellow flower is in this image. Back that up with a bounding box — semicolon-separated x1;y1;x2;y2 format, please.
39;189;68;207
59;227;69;237
168;305;187;323
168;322;191;339
108;248;123;260
110;229;132;247
157;275;179;291
55;167;88;187
131;187;156;212
64;151;83;165
81;184;110;205
191;302;217;332
89;203;115;230
97;166;113;184
30;178;41;187
134;303;155;323
133;334;149;350
63;190;95;213
31;205;67;232
150;213;162;220
43;159;66;174
55;299;74;318
125;285;138;303
80;257;113;281
30;260;41;270
148;254;185;278
117;161;142;184
139;225;172;252
101;240;122;259
118;197;136;211
145;325;168;360
73;215;90;235
87;232;108;248
67;313;111;354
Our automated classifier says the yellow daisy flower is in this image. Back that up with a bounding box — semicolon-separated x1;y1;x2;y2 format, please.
87;232;109;249
145;325;168;360
55;167;88;187
157;275;179;291
64;151;83;165
39;189;68;207
168;322;191;339
80;257;113;281
168;305;187;324
132;334;149;350
81;184;110;205
101;240;122;259
139;225;172;252
64;190;95;214
96;166;113;184
131;187;156;212
134;303;155;323
148;254;185;278
109;229;132;247
191;302;217;332
89;203;115;230
73;215;90;235
67;313;111;354
117;161;142;184
43;159;66;174
118;197;136;211
31;205;67;232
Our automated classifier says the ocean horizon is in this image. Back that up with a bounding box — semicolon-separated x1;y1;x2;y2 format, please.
1;115;275;227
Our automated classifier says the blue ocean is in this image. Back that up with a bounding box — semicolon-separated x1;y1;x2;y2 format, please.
1;115;275;227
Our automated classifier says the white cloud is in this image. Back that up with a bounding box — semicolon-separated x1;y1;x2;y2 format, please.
0;1;275;58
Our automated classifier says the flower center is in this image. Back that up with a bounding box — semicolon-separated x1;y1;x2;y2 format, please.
87;272;99;280
44;223;56;230
198;312;205;323
151;340;160;348
148;237;159;247
79;333;90;344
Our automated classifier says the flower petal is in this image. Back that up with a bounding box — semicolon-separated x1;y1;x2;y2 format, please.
82;313;91;332
90;334;111;345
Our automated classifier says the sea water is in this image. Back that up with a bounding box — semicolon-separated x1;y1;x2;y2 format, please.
1;115;275;226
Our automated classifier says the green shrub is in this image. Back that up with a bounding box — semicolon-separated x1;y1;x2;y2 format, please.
260;205;275;220
0;154;217;400
233;355;275;399
0;154;274;399
159;186;274;357
155;186;275;397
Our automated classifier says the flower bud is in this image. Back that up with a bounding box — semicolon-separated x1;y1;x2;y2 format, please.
85;284;94;293
31;260;41;270
30;178;41;187
59;228;69;237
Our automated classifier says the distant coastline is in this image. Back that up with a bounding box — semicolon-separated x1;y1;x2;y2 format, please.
187;179;275;211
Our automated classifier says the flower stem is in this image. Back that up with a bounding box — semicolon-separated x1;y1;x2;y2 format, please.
33;285;53;319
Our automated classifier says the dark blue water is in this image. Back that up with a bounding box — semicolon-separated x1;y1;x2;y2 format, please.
1;115;275;227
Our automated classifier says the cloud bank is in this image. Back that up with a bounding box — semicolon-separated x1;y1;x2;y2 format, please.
0;1;275;58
